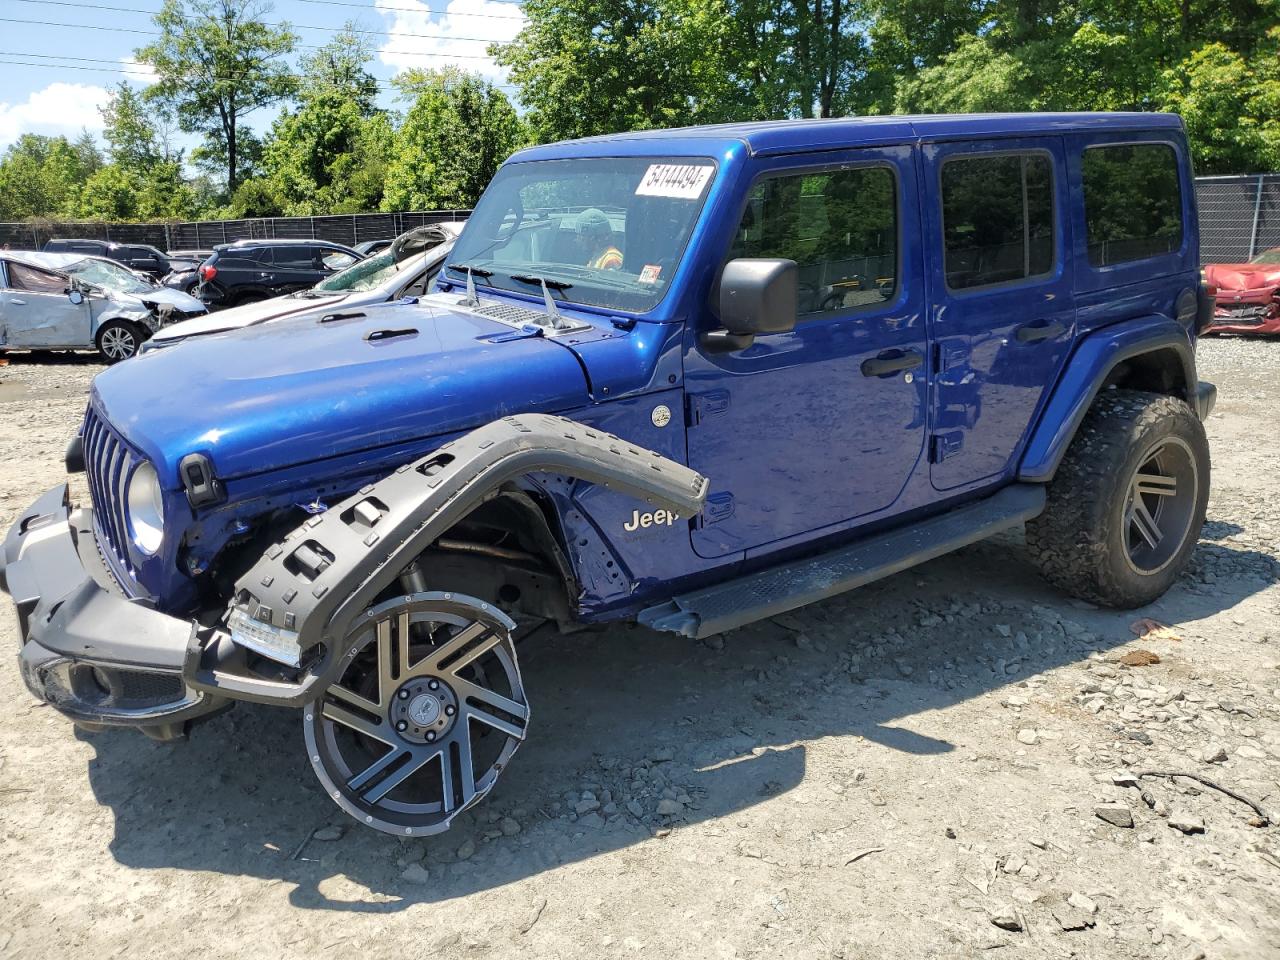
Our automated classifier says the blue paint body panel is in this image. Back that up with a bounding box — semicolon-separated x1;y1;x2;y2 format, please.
79;112;1206;621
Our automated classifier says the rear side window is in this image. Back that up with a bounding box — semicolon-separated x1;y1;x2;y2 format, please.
1082;143;1183;267
270;246;319;269
941;153;1055;290
730;164;898;317
7;262;67;293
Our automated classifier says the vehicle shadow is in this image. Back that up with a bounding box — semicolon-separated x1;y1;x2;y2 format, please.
0;350;102;365
77;523;1277;912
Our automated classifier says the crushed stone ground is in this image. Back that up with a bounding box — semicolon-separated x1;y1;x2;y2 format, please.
0;337;1277;959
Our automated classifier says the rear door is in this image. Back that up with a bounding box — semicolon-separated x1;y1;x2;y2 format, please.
264;246;322;292
921;137;1075;491
0;260;91;347
684;145;929;558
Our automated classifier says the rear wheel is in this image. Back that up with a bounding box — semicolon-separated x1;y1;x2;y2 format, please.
95;320;143;363
303;592;530;836
1027;389;1209;608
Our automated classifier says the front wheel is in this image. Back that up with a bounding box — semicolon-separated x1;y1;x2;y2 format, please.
1026;390;1209;608
303;592;530;836
95;320;144;363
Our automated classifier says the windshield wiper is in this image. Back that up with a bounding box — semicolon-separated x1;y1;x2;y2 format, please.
448;262;495;307
510;274;574;329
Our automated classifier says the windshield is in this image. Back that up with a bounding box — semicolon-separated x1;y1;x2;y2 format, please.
64;258;154;295
314;250;402;292
1250;248;1280;265
445;156;717;312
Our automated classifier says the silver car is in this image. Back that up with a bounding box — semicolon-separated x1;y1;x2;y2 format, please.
0;251;207;363
143;223;464;351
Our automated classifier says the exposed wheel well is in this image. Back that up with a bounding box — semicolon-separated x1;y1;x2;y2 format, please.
1097;347;1191;403
399;487;578;626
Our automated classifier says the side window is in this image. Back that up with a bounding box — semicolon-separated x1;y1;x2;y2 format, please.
8;262;68;293
1082;143;1183;267
941;153;1055;290
730;165;898;316
270;247;315;269
321;251;357;271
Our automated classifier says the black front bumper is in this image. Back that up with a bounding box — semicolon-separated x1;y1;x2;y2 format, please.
2;485;227;732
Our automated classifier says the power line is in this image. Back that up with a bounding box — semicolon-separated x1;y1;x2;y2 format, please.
11;0;527;26
0;17;515;57
0;54;519;90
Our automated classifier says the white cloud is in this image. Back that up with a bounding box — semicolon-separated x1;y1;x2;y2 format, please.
120;57;159;86
375;0;526;87
0;82;111;149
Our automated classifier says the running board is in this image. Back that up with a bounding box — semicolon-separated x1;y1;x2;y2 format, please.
638;484;1046;639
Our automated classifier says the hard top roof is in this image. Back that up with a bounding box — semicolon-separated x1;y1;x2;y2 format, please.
512;112;1185;161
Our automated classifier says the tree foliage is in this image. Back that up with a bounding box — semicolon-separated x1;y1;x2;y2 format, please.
135;0;297;193
381;68;526;211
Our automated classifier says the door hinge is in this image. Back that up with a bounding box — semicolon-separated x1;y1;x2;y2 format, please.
934;341;968;373
695;492;735;526
930;432;963;463
687;389;730;427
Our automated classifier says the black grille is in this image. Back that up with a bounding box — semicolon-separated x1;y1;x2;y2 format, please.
82;405;140;580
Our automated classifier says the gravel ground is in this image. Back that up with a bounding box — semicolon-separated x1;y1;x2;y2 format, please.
0;338;1278;960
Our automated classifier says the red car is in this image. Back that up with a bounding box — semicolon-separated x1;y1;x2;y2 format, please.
1204;247;1280;334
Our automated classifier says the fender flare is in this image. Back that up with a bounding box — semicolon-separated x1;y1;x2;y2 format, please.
1018;316;1196;483
184;413;709;706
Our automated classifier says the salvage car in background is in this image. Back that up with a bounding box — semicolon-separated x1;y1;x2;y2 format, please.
1203;246;1280;334
0;251;206;362
143;223;463;351
195;238;363;308
42;238;173;280
159;249;214;296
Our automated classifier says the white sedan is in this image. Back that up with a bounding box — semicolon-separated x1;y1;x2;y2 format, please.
143;223;464;351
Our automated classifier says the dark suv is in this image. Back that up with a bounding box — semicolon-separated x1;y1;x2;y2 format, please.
41;239;171;279
196;240;362;308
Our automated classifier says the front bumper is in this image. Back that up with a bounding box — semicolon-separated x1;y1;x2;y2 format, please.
1;485;227;733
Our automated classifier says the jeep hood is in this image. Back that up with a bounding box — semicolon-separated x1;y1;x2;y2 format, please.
93;301;592;482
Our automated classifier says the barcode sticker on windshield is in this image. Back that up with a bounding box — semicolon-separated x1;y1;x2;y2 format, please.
635;164;714;199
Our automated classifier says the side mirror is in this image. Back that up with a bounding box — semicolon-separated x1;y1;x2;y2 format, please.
706;258;798;351
68;288;84;305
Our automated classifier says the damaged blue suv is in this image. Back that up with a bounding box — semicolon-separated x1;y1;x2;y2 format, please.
1;113;1217;836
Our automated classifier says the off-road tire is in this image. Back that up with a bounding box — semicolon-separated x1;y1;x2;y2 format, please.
94;320;144;364
1026;389;1209;608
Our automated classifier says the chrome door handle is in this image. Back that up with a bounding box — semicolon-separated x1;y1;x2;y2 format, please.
8;298;26;305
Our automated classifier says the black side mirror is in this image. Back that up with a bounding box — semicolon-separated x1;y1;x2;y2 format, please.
705;258;798;352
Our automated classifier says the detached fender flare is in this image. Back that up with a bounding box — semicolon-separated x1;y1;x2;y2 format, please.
185;414;709;706
1018;316;1196;483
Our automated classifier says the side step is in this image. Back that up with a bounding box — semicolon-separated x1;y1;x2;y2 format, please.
638;484;1046;639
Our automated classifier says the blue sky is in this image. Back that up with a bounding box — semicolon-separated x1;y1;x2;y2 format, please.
0;0;527;150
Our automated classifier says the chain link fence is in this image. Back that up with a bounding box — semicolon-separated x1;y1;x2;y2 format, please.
0;210;471;253
3;177;1279;263
1195;174;1280;264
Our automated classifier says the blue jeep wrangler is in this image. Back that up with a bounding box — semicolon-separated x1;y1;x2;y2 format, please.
1;113;1216;836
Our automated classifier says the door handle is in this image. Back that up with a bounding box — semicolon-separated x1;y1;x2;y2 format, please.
861;349;923;378
1016;321;1066;343
7;298;25;305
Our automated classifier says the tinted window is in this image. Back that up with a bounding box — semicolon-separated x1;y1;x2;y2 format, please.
269;246;317;269
1082;144;1183;267
731;165;898;316
7;262;67;293
942;153;1054;290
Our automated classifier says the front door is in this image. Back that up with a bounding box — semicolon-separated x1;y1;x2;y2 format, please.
922;138;1076;490
0;260;90;347
684;146;929;559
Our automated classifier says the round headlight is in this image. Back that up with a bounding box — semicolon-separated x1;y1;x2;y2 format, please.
126;461;165;555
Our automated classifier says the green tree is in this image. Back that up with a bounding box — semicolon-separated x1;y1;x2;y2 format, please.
254;25;387;214
135;0;297;195
0;134;102;220
495;0;738;141
382;68;525;210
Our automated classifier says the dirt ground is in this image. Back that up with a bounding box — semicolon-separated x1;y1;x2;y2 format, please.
0;338;1277;960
